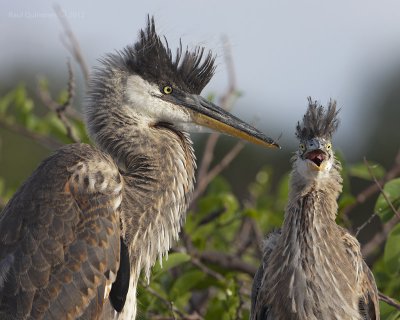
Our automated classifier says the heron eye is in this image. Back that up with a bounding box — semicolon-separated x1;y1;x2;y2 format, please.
326;143;332;150
299;143;305;151
163;85;173;94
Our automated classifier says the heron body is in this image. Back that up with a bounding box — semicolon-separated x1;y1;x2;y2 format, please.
251;99;379;320
0;17;279;319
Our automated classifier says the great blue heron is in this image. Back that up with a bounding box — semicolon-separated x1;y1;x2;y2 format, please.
250;99;380;320
0;17;279;319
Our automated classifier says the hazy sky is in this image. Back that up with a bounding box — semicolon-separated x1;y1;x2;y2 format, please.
2;0;400;157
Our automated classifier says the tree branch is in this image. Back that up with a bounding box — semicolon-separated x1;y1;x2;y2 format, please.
197;250;257;276
37;61;81;143
194;36;241;202
361;213;399;258
192;141;244;202
379;291;400;311
0;118;63;150
360;157;400;257
342;149;400;218
364;157;400;219
140;281;203;320
54;5;90;85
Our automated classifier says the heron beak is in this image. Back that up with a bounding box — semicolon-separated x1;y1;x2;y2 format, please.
305;149;328;171
167;94;280;149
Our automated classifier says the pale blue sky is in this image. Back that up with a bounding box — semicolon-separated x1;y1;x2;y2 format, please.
1;0;400;157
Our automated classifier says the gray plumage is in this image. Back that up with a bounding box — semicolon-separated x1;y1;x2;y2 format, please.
0;16;279;319
251;98;380;320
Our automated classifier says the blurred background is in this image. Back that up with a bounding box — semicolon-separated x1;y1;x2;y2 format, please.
1;0;400;219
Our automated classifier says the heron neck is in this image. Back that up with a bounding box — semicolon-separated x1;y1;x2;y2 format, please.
93;113;196;279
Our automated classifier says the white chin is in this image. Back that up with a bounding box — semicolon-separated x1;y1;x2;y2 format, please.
297;159;332;180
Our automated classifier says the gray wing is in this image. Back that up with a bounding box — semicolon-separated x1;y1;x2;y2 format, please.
250;229;280;320
340;227;380;320
358;261;380;320
0;144;122;319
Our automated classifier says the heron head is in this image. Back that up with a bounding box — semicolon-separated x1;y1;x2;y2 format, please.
294;98;339;179
87;16;279;149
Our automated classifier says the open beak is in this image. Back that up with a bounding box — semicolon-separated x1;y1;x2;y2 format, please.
165;93;280;149
305;149;328;171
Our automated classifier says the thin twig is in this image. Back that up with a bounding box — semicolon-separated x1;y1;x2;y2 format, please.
198;250;257;276
198;207;227;226
37;62;80;143
0;118;63;150
141;282;187;319
355;212;378;237
234;278;245;320
361;213;400;258
195;36;240;195
364;157;400;219
379;291;400;311
55;61;79;143
360;157;400;257
191;257;225;282
54;4;90;85
192;141;245;202
235;218;255;257
342;150;400;219
36;76;82;121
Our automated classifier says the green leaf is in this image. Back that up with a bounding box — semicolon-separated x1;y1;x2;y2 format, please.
384;223;400;275
152;252;191;278
348;162;385;180
380;300;400;320
375;178;400;222
169;269;205;299
338;194;356;212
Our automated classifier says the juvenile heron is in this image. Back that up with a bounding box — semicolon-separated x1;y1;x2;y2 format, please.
250;99;379;320
0;17;279;319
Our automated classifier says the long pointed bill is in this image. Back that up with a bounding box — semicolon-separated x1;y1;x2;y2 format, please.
169;94;280;149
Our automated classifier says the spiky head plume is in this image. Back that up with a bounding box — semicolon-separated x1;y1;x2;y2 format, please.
116;15;215;95
296;97;340;141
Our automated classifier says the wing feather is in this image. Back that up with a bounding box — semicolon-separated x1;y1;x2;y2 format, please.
0;144;123;319
340;228;380;320
251;230;281;320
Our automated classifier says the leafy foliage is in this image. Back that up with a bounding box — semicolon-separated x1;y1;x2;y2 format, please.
0;84;399;319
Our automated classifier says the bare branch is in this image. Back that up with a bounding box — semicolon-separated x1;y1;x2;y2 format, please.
192;141;245;202
234;218;255;257
198;250;257;276
360;157;400;257
0;118;63;150
190;257;225;282
141;282;182;319
234;278;245;320
342;150;400;218
379;291;400;311
355;212;378;237
54;4;90;85
361;213;399;257
195;36;241;200
364;157;400;219
37;61;80;143
55;62;80;143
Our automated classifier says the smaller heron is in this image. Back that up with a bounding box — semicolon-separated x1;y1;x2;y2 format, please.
250;99;380;320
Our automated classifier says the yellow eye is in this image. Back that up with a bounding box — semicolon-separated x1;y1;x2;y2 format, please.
163;85;173;94
299;143;305;151
326;143;332;150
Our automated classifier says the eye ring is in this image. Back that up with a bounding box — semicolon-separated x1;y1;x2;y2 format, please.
326;143;332;150
299;143;305;151
163;85;173;94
